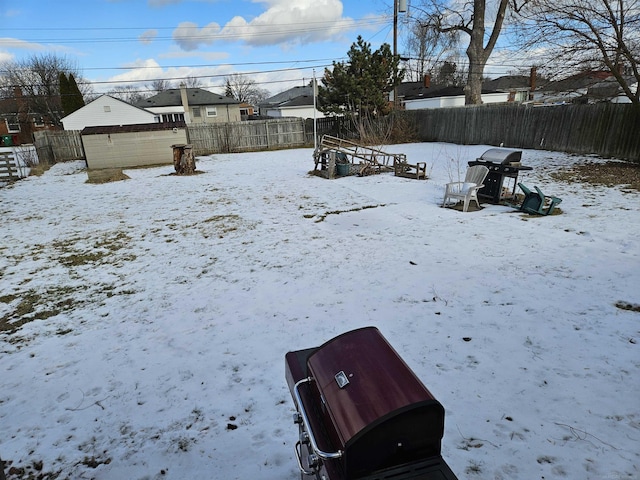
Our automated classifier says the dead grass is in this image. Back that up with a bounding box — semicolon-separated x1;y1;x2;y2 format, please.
551;160;640;192
86;168;130;184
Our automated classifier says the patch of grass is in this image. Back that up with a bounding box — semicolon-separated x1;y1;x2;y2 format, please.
86;168;130;184
551;161;640;191
28;163;52;177
0;286;84;333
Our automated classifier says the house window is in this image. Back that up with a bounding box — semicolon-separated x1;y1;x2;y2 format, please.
206;107;217;117
192;107;201;118
6;118;20;133
161;113;185;123
33;116;45;127
103;105;111;112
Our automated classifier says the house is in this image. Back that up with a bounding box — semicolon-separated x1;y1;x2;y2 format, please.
136;85;241;124
483;75;538;103
0;88;59;145
530;71;635;104
399;82;507;110
61;94;159;131
259;86;325;119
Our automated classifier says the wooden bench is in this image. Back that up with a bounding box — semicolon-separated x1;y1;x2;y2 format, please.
394;158;427;180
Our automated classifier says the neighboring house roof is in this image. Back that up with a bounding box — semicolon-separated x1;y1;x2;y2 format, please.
277;95;314;108
541;71;612;93
61;94;153;123
262;86;313;107
483;75;534;91
399;82;498;101
136;88;239;108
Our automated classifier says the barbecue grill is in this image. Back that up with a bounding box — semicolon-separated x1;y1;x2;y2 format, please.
285;327;458;480
468;148;532;204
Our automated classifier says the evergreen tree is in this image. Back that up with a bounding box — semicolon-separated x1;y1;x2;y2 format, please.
318;36;403;117
67;74;85;113
59;72;72;116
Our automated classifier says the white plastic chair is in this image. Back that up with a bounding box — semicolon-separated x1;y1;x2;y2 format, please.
442;165;490;212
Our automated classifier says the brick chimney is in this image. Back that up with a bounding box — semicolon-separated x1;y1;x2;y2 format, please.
179;82;191;123
423;74;431;88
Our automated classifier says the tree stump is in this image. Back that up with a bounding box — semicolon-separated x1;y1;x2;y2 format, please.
171;144;196;175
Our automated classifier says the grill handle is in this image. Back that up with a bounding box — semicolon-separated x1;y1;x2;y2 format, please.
294;377;344;460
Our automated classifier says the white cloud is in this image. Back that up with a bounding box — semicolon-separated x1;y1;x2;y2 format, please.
139;29;159;45
171;0;355;51
0;37;47;51
173;21;222;51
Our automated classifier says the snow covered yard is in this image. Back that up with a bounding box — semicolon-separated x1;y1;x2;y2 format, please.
0;143;638;480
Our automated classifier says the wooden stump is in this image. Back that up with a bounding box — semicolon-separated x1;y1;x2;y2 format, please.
171;144;196;175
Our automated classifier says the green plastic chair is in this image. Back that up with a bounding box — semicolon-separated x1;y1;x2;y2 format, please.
517;183;562;215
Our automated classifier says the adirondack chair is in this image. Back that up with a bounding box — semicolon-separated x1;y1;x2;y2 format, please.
517;183;562;215
442;165;490;212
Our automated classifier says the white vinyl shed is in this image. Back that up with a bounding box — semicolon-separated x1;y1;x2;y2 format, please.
82;122;188;169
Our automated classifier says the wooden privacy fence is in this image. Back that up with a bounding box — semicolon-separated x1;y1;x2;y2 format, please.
407;103;639;162
29;104;639;164
187;118;308;155
33;130;84;165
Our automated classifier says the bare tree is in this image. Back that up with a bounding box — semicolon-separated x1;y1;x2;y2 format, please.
403;19;458;82
519;0;639;107
224;73;270;105
183;76;203;88
0;53;87;126
147;78;173;94
411;0;529;104
107;85;147;104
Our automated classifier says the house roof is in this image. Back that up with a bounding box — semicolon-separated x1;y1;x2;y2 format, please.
483;75;534;91
81;121;186;135
61;94;153;122
136;88;239;108
542;71;612;92
261;86;313;107
399;82;498;101
276;95;314;108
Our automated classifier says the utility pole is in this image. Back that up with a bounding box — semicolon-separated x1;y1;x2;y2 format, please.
393;0;407;107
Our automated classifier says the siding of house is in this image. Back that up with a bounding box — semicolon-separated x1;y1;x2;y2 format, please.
265;105;325;119
82;124;187;169
188;104;242;124
404;92;508;110
62;95;158;131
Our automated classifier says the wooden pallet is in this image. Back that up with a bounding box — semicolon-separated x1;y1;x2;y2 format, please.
0;153;19;182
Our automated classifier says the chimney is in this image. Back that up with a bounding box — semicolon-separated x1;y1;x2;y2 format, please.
179;82;191;124
423;74;431;88
529;67;537;101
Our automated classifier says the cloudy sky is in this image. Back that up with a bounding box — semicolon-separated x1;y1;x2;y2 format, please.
0;0;401;96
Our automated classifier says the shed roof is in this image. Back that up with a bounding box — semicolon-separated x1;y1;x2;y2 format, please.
81;121;186;135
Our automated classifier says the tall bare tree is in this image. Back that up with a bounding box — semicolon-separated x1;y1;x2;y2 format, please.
0;53;86;126
519;0;639;107
411;0;529;104
107;85;147;104
224;73;270;105
147;78;173;94
403;18;459;82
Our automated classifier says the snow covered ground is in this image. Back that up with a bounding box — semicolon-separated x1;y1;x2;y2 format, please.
0;143;638;480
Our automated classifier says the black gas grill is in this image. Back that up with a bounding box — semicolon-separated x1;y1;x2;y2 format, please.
468;148;532;204
285;327;458;480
